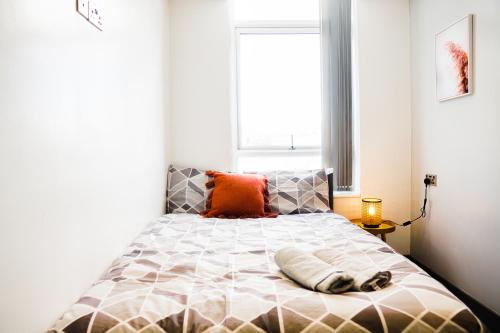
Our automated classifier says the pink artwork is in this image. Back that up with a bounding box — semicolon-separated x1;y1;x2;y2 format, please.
436;15;473;101
446;42;469;94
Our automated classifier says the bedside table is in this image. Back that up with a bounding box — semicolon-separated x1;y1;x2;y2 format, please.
350;219;396;242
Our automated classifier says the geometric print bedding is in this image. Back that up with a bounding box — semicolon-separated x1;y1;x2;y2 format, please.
260;169;332;214
48;213;483;333
167;166;332;216
166;165;211;214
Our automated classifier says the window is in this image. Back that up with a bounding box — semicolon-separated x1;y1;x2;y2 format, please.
238;32;321;150
234;1;321;171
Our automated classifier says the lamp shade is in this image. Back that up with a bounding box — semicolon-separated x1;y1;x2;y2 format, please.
361;198;382;227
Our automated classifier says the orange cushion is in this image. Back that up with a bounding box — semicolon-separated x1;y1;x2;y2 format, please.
202;171;278;219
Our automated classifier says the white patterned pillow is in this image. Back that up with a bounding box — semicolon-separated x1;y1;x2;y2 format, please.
260;169;332;214
166;165;211;214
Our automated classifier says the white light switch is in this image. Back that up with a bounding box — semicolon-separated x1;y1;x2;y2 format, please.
89;0;103;31
77;0;89;19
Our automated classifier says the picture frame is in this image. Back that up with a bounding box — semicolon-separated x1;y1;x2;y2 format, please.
435;15;473;102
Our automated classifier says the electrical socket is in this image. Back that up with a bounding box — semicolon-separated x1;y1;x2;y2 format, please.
425;174;437;186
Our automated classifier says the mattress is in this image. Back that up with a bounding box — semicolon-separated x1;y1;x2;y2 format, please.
49;213;483;333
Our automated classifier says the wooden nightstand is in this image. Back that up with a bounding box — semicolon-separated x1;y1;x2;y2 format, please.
350;219;396;242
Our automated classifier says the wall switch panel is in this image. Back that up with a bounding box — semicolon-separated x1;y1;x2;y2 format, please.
89;0;103;31
77;0;89;19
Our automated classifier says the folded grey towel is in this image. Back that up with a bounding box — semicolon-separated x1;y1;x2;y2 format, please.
312;248;392;291
275;247;353;294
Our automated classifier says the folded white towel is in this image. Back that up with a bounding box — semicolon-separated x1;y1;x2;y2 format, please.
275;247;354;294
312;248;392;291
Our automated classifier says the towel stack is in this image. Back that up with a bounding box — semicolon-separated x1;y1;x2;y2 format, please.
275;247;392;294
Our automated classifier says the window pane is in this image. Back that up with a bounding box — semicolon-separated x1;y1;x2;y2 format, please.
238;33;321;149
234;0;319;22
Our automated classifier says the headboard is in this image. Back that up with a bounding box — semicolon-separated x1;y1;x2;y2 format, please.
327;170;334;211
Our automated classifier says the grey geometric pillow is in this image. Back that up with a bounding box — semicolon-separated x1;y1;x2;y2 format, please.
260;169;331;215
166;165;211;214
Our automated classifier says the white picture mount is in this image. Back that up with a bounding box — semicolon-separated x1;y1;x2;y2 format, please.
77;0;103;31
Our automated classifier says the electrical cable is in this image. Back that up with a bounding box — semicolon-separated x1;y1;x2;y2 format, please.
393;178;430;227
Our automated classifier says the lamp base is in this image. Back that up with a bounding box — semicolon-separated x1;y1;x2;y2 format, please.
363;223;381;228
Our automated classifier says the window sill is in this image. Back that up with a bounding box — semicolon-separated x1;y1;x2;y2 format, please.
333;191;360;198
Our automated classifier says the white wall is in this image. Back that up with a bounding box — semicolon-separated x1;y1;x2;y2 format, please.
169;0;234;171
0;0;170;332
410;0;500;314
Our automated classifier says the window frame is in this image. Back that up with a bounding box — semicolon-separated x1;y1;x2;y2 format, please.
232;12;360;196
234;21;321;153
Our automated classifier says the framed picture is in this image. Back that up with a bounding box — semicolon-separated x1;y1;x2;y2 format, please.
435;15;473;101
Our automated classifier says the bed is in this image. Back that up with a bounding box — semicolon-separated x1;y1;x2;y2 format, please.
49;213;483;333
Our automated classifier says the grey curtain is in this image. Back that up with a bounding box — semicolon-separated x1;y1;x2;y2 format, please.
321;0;353;191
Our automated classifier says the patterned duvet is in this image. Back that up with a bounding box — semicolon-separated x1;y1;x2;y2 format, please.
49;213;483;333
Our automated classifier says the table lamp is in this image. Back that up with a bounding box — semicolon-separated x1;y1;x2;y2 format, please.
361;198;382;228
